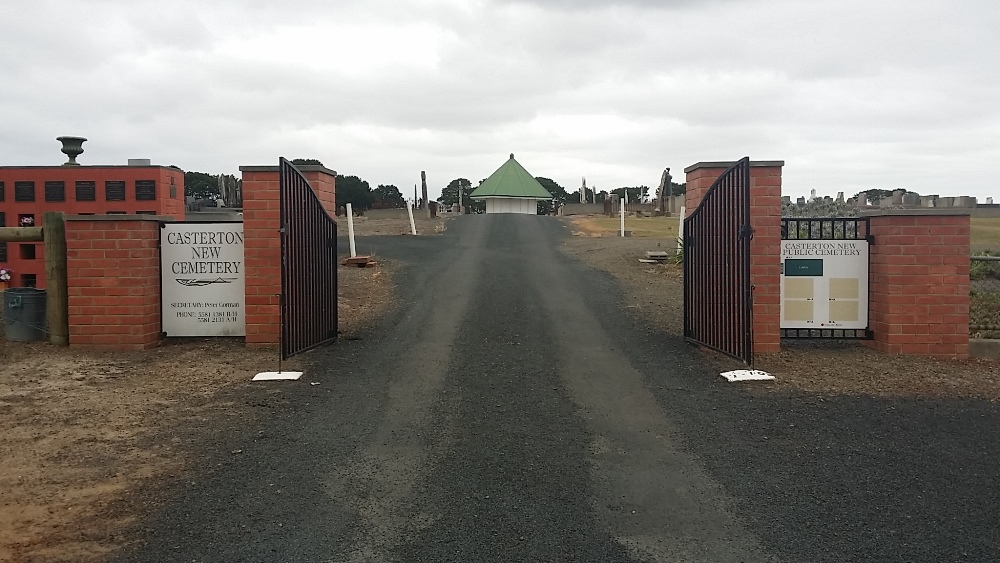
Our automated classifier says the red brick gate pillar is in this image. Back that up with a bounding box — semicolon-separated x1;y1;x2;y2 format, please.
684;161;784;355
239;164;337;347
862;209;971;358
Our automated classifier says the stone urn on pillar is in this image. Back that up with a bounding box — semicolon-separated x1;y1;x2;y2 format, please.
56;136;87;166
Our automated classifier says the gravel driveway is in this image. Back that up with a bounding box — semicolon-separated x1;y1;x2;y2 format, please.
117;215;1000;562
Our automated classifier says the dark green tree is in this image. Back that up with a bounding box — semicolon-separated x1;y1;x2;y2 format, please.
670;182;686;196
439;178;484;212
372;184;405;208
291;158;324;166
534;177;567;214
611;186;650;202
184;171;219;198
336;175;374;210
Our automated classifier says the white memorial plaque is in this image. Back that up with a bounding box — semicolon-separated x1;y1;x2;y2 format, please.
161;223;246;336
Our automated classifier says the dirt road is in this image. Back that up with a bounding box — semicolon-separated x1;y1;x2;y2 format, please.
117;215;1000;562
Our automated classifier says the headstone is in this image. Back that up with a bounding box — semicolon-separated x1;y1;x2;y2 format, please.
796;196;806;206
889;190;904;205
809;188;817;201
836;192;844;203
958;196;976;207
920;195;938;207
902;193;920;206
938;197;954;208
987;197;994;204
781;195;791;204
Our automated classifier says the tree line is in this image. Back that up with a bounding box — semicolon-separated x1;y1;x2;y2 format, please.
184;159;686;215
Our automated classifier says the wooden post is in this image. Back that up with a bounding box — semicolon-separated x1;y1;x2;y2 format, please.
406;199;417;235
42;212;69;346
346;203;357;257
620;197;626;237
0;227;44;241
0;220;68;346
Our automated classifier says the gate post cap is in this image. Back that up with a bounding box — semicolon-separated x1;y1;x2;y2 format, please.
684;161;785;173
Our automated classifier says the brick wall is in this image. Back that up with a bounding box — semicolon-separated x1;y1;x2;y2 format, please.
239;164;336;346
864;211;971;358
684;161;784;355
65;216;164;349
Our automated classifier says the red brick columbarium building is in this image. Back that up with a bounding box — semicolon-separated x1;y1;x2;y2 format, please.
1;146;185;288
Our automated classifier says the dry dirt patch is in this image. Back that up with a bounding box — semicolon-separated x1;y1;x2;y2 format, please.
346;215;451;237
0;261;395;562
561;228;1000;401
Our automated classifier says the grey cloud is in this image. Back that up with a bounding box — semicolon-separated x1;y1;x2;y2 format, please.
1;0;998;201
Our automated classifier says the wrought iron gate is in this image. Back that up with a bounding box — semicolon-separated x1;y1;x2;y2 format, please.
683;157;753;365
279;158;338;359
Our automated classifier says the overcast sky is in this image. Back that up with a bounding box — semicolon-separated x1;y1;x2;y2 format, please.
2;0;998;202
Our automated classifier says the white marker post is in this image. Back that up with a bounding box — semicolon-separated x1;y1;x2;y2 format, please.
346;203;357;258
677;205;686;255
406;199;417;235
620;198;626;237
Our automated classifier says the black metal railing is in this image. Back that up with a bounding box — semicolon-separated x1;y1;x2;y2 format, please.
781;217;869;240
279;158;338;359
684;157;753;366
970;255;1000;338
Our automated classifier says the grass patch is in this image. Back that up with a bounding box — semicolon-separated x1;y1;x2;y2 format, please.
971;217;1000;253
569;215;680;239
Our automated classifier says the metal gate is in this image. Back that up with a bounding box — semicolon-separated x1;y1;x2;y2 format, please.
683;157;753;365
279;158;338;359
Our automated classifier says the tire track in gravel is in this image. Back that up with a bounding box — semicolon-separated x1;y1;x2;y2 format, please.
521;217;777;562
327;219;490;563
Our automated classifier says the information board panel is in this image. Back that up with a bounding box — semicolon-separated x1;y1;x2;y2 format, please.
780;240;869;330
161;223;245;337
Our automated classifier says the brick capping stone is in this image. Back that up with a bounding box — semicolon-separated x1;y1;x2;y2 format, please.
65;214;174;222
238;164;338;176
859;208;973;217
684;161;786;173
0;165;183;171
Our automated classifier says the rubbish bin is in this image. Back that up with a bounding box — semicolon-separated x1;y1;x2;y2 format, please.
3;288;47;342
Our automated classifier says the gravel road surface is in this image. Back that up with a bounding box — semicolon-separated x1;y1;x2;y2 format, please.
118;215;1000;562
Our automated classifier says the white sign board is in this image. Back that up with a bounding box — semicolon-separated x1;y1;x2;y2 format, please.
780;239;869;330
161;223;246;337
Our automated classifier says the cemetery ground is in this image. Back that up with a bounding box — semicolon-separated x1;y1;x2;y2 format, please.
0;225;410;562
1;212;998;561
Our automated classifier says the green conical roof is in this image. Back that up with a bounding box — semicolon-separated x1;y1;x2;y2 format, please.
469;153;553;199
